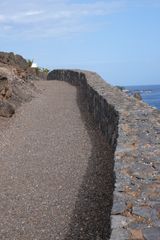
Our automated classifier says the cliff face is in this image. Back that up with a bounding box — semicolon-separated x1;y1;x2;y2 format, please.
48;69;160;240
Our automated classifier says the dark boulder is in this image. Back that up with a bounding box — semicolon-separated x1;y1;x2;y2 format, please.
0;74;12;100
0;100;15;117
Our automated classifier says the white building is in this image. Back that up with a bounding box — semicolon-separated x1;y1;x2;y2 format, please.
31;63;38;68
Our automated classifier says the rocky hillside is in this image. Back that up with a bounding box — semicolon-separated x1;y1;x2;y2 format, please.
0;52;47;117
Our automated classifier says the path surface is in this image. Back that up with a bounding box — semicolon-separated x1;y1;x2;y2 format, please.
0;81;113;240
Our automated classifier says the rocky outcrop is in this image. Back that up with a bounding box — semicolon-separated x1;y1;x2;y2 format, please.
48;69;160;240
0;52;28;70
133;92;142;100
0;52;39;117
0;52;47;81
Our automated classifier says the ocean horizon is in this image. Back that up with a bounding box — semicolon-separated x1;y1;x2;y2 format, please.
124;84;160;110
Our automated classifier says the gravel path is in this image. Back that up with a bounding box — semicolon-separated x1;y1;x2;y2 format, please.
0;81;114;240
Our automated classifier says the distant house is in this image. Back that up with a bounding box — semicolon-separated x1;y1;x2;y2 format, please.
31;63;38;68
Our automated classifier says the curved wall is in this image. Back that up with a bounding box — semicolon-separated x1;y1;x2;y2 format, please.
48;70;119;151
48;69;160;240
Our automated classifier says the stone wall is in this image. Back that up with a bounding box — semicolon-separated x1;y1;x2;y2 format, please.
48;70;119;151
47;70;160;240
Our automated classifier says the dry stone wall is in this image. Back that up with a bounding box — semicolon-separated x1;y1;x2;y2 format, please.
47;69;160;240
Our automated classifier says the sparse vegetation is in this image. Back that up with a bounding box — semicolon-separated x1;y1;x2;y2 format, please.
34;67;50;75
41;68;50;74
34;67;41;75
116;85;125;91
27;58;50;74
27;59;33;67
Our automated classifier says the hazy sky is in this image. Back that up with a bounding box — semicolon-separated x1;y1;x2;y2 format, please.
0;0;160;85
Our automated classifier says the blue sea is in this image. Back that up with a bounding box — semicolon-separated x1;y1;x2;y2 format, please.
124;85;160;110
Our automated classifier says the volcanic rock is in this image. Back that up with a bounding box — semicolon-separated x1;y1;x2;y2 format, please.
0;100;15;117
